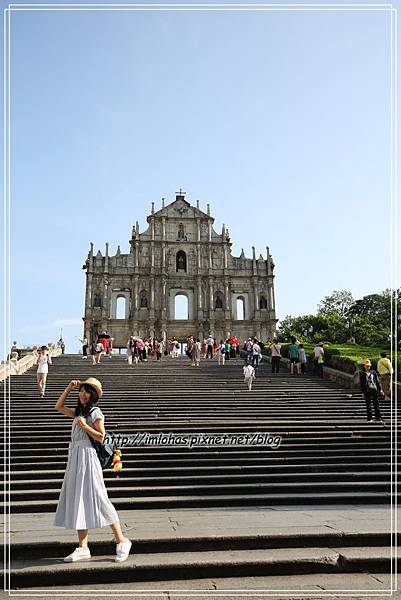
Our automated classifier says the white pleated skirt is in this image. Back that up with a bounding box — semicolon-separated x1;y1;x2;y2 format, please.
54;440;119;530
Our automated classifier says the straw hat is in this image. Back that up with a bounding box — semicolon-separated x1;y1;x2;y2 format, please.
81;377;103;398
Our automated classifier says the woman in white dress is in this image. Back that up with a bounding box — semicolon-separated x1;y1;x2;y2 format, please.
54;377;132;563
36;345;52;397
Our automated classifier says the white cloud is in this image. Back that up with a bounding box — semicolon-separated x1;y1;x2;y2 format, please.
52;318;82;328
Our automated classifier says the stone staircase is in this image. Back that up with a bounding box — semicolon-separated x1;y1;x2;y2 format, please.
2;354;397;589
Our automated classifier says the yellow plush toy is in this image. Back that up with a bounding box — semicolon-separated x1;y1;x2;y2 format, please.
112;450;123;476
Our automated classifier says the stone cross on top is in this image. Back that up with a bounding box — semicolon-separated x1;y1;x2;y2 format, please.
176;188;186;198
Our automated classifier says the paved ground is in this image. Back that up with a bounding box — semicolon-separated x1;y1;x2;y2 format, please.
2;574;399;600
6;504;396;544
3;504;399;598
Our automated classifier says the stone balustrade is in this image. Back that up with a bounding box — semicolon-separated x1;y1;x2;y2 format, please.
0;343;62;382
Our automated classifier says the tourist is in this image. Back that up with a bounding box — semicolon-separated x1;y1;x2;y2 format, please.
108;337;114;358
377;352;393;400
94;340;103;364
54;377;132;562
230;337;236;359
126;337;134;365
213;337;219;355
193;338;201;367
234;335;240;356
270;339;281;374
99;334;108;355
155;338;163;361
298;344;307;374
80;337;89;360
170;338;180;358
10;341;19;360
206;334;214;359
187;335;195;364
359;359;384;424
252;340;261;369
225;339;231;361
143;340;150;362
245;338;253;360
313;343;324;377
288;337;300;375
243;359;255;391
36;345;52;397
218;340;226;365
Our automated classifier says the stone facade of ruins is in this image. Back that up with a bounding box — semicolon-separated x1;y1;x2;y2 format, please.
82;193;277;346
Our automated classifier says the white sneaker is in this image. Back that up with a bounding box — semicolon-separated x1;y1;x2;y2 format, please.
115;538;132;562
64;547;91;562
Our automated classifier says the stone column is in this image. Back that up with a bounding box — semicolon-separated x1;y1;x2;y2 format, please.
208;221;212;269
162;277;167;317
198;278;203;310
85;273;92;316
133;276;139;311
209;278;214;312
151;218;155;269
266;246;270;276
103;245;109;319
135;241;139;269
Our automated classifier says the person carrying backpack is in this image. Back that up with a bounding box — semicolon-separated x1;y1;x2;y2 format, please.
270;339;281;374
218;340;226;365
359;358;385;424
54;377;132;562
288;336;300;375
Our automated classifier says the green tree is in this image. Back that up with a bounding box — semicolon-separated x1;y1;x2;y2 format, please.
318;290;354;318
347;290;394;346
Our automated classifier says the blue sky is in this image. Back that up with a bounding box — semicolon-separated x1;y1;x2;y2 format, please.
2;2;398;354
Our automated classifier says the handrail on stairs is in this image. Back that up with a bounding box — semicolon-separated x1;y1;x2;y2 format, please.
0;343;63;382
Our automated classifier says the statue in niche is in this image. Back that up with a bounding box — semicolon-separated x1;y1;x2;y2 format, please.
93;292;102;307
176;251;187;272
177;223;187;241
140;293;148;308
215;295;223;309
260;296;268;309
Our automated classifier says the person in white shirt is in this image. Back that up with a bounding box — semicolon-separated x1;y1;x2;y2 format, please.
36;345;52;397
80;337;88;359
206;335;214;359
252;342;261;369
313;344;324;377
243;360;255;391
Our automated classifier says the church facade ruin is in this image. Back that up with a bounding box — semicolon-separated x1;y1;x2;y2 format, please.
82;192;277;346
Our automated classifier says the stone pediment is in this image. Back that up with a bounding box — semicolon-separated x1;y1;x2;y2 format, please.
151;197;213;222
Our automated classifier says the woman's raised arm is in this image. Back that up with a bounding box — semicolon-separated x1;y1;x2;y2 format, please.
55;380;80;418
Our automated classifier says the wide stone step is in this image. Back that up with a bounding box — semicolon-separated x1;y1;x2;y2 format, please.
5;481;391;504
4;355;395;513
9;545;396;588
9;470;392;490
5;491;391;512
6;461;391;481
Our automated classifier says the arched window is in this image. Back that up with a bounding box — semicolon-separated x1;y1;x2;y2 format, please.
176;251;187;272
236;297;245;320
116;296;126;319
175;294;189;319
260;296;268;309
215;293;224;309
140;291;148;308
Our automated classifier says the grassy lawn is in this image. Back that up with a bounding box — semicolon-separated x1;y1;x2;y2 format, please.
274;342;400;375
